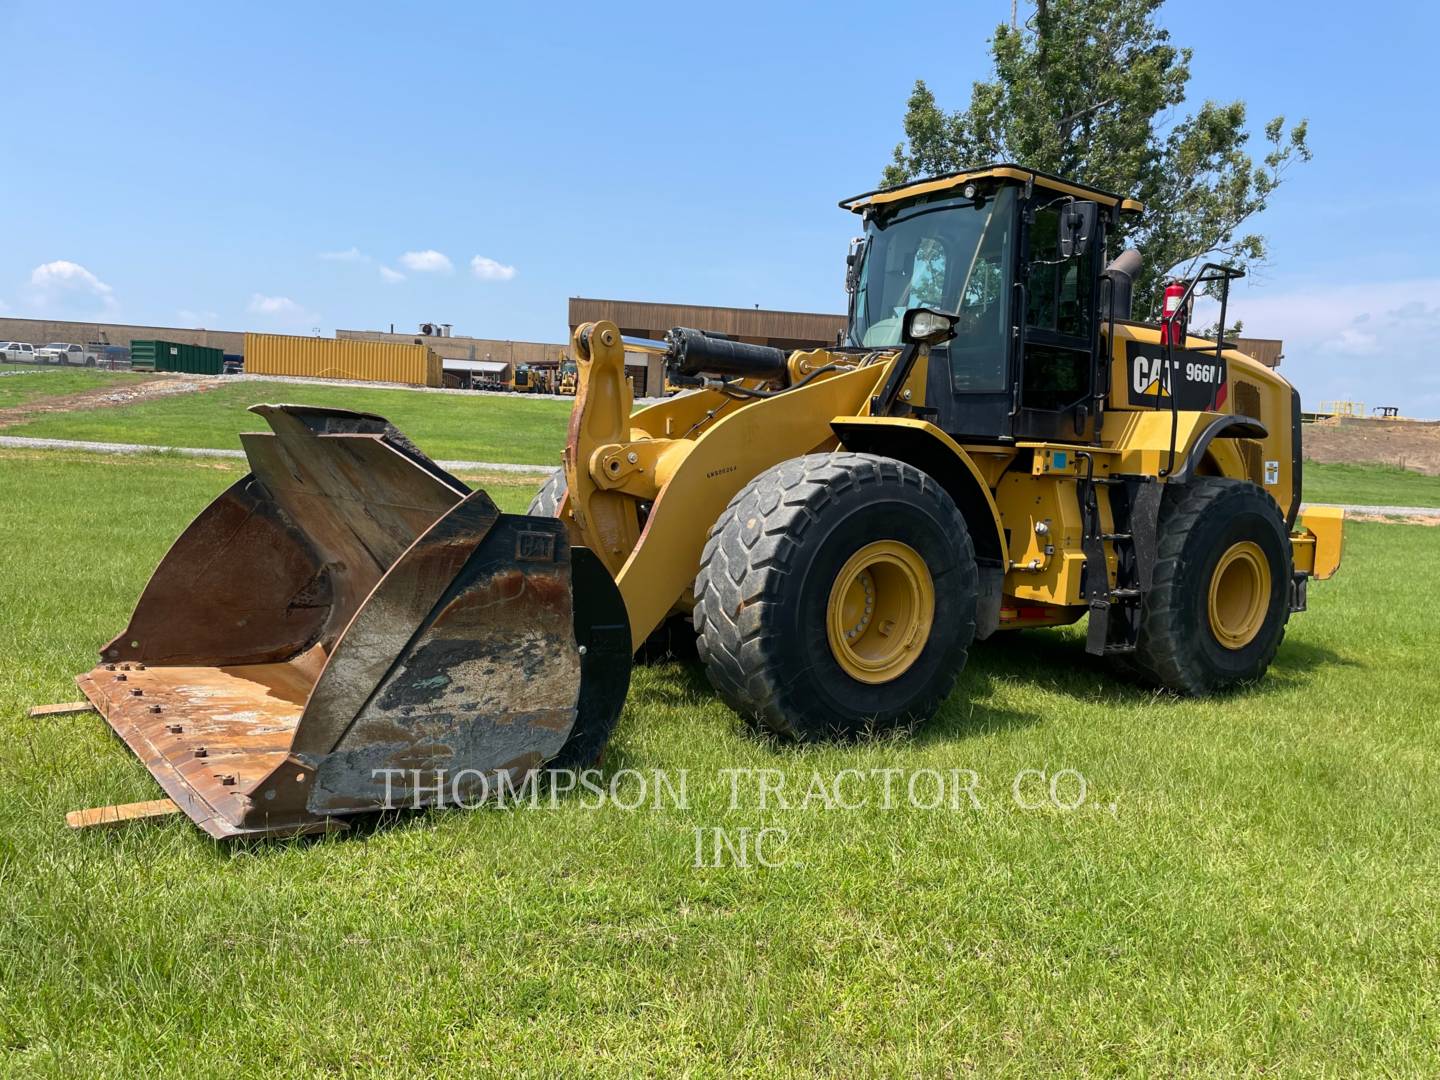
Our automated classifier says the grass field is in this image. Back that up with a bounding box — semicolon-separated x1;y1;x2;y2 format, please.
1;378;573;466
1;448;1437;1074
5;374;1440;511
1303;460;1440;508
0;366;150;409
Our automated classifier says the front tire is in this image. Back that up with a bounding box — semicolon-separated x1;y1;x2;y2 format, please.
527;467;695;661
526;467;567;517
694;452;977;741
1130;477;1291;695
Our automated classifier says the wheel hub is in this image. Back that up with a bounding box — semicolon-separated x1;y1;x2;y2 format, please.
826;540;935;684
1208;540;1270;650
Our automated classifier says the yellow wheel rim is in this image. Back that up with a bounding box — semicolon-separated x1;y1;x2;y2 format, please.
826;540;935;684
1207;540;1271;650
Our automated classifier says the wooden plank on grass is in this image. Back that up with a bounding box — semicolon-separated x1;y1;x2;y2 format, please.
28;701;96;718
66;799;181;830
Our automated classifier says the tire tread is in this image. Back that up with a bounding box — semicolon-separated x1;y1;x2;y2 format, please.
694;452;976;739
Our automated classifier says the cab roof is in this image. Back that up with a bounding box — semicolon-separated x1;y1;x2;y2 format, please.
840;164;1145;215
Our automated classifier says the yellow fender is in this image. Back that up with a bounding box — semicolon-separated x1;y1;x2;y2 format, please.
829;416;1008;569
613;365;888;647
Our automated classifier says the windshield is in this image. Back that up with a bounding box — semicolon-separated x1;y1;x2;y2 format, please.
44;343;71;349
849;187;1016;353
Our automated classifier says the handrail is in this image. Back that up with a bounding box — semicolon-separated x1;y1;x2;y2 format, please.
1158;263;1246;477
1008;280;1028;422
1095;269;1119;446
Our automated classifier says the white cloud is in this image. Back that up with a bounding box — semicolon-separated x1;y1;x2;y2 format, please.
470;255;517;282
28;260;118;311
379;266;406;284
247;293;321;330
319;247;367;262
248;294;305;317
399;250;453;273
1224;278;1440;417
177;309;220;327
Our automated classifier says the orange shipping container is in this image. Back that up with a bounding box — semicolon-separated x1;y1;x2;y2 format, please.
243;334;442;387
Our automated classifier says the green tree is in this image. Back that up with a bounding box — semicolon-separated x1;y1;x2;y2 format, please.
883;0;1310;318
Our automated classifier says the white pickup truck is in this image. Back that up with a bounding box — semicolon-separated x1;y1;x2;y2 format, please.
36;342;91;365
0;341;38;363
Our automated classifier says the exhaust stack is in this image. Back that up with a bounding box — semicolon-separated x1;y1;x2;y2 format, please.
1102;249;1143;320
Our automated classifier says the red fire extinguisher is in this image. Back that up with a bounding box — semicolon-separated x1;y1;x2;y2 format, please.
1161;280;1188;345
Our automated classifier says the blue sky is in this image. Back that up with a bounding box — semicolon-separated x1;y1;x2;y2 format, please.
3;1;1436;414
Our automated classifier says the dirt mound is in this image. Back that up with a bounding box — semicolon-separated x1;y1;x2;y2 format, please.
0;374;216;428
1303;417;1440;475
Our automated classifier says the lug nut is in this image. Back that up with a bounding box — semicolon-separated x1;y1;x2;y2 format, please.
166;723;183;733
115;673;127;682
194;747;208;758
149;704;162;714
130;688;144;697
219;774;237;786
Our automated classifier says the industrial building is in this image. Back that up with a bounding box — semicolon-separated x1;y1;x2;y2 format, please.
0;309;1287;396
567;297;848;352
0;316;243;356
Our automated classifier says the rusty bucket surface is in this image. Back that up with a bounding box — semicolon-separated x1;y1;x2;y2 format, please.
77;405;631;838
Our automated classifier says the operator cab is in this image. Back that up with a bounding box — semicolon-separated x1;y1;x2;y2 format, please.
841;165;1143;443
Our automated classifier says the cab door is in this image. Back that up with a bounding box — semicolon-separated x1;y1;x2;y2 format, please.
1013;200;1102;441
926;186;1019;441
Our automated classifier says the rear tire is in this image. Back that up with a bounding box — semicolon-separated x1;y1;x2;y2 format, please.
694;452;977;741
1129;477;1291;695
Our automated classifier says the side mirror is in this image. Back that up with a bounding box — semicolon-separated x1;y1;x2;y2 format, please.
1059;200;1099;258
901;307;959;346
845;237;866;294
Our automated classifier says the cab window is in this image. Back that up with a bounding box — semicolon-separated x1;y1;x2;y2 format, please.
1021;203;1095;412
1025;206;1093;338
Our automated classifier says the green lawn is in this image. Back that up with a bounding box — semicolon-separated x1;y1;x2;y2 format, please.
0;366;150;409
1304;460;1440;508
9;374;1440;506
1;449;1436;1073
2;379;573;465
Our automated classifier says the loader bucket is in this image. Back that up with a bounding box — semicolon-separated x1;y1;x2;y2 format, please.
76;405;631;839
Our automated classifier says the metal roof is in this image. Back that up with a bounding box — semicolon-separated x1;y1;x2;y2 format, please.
443;358;509;374
840;164;1144;214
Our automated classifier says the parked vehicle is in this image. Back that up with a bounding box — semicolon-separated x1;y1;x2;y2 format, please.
222;356;244;375
36;342;90;366
0;342;37;363
511;364;536;392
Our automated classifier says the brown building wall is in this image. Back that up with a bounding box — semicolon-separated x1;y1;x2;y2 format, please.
568;297;846;350
1232;337;1283;369
0;316;244;355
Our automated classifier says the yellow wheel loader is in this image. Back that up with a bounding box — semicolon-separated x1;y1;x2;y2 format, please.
67;165;1343;837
